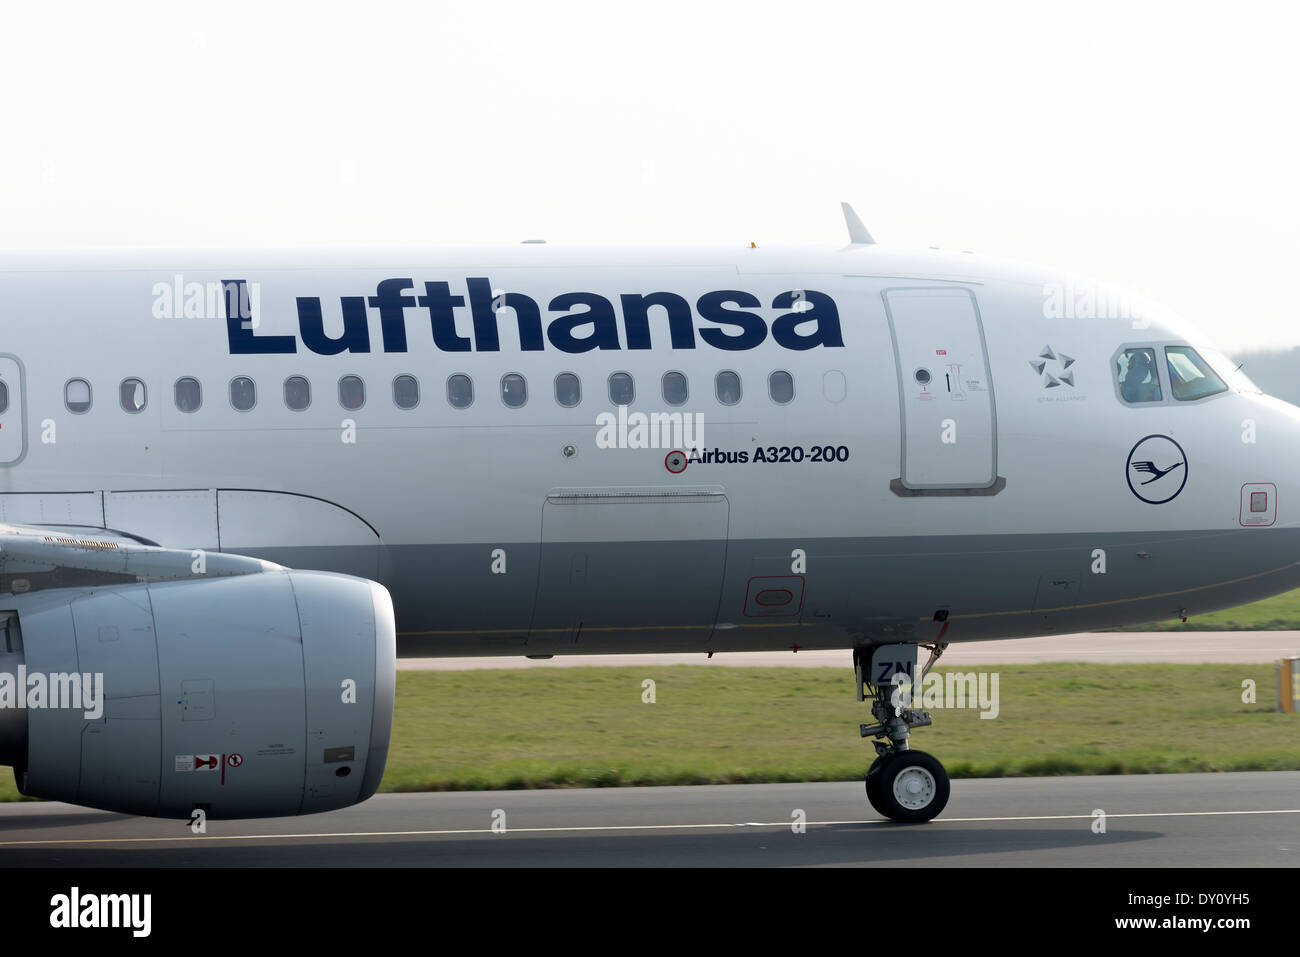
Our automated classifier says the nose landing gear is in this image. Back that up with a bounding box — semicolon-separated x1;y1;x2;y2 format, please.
855;645;951;823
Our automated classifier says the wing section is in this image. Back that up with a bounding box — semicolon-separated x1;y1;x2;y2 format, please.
0;522;278;596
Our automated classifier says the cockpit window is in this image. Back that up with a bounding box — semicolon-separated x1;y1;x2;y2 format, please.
1165;346;1227;401
1202;348;1263;394
1116;348;1162;403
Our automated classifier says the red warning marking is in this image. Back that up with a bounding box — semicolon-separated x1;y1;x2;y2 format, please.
194;755;218;771
221;751;245;785
665;450;687;474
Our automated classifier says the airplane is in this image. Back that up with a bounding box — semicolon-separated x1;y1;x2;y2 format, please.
0;203;1293;825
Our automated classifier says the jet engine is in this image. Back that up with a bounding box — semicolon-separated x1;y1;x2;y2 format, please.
0;568;395;819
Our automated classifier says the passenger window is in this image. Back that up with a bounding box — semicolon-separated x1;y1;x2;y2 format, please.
174;377;201;412
0;380;8;415
1116;349;1162;403
284;375;311;411
609;372;634;405
65;378;92;414
662;371;688;406
715;370;741;406
230;376;256;411
555;373;581;407
502;373;527;408
393;375;419;410
339;375;365;410
120;378;147;413
769;370;794;404
447;374;473;409
1165;346;1228;401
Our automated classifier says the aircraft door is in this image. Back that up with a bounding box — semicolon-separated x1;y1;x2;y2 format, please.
0;356;27;466
884;287;999;492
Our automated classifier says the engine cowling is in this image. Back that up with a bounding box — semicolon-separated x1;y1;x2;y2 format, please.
0;569;395;819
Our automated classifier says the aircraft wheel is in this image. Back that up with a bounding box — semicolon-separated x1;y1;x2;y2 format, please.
871;750;949;823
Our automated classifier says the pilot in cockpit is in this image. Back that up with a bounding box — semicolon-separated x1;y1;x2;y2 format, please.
1120;349;1161;402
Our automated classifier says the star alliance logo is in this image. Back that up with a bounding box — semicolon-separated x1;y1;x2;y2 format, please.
1029;344;1075;388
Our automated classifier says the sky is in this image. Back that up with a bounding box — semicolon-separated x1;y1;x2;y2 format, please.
1;0;1297;352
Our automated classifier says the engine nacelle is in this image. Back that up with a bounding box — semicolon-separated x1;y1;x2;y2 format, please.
0;569;395;819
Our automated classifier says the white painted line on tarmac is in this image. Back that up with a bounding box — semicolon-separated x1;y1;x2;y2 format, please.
0;806;1297;847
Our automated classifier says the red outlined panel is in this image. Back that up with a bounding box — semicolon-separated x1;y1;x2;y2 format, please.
743;575;806;617
1240;483;1277;527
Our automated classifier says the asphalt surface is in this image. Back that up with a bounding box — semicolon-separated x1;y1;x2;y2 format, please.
1;772;1295;866
398;631;1300;669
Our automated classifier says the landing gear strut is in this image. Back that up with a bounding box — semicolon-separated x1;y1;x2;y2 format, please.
854;644;950;823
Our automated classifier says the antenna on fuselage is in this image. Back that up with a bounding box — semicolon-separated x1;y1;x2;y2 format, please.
840;202;875;245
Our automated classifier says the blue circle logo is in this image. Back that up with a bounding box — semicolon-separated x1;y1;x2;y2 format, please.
1126;434;1188;504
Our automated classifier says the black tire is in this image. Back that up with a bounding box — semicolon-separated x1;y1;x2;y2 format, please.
864;753;894;815
871;750;949;823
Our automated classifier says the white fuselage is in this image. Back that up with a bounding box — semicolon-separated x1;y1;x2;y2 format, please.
1;241;1297;655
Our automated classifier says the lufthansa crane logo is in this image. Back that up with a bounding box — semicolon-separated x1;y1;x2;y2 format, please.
1126;434;1188;504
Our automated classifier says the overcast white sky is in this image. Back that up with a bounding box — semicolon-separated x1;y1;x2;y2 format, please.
1;1;1296;351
